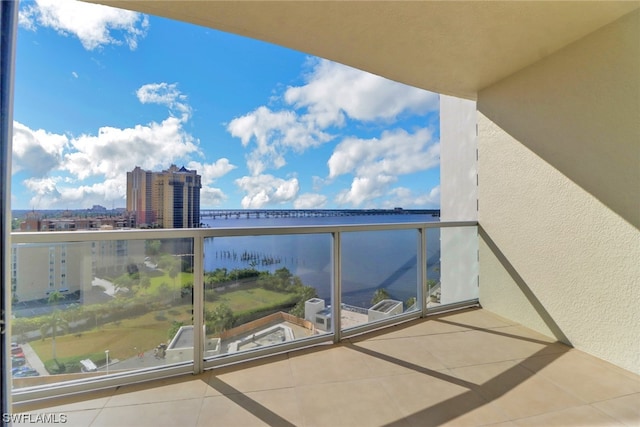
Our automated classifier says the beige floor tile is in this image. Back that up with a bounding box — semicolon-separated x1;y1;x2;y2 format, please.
450;360;585;420
483;422;520;427
91;397;203;427
450;360;536;399
198;387;302;427
296;378;411;427
492;377;585;420
359;316;472;341
206;353;294;396
520;351;640;403
105;373;210;407
513;405;624;426
420;327;566;369
14;389;113;413
434;309;518;330
12;309;637;427
288;344;374;386
347;336;448;377
592;393;640;426
378;372;511;427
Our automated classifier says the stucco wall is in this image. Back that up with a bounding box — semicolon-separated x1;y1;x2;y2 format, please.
477;10;639;374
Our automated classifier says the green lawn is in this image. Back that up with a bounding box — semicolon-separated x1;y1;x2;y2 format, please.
212;287;295;312
30;305;194;364
29;283;296;367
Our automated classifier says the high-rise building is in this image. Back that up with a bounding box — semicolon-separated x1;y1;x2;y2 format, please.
126;165;201;228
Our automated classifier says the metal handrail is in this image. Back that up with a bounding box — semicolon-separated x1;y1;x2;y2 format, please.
10;220;479;404
11;220;478;244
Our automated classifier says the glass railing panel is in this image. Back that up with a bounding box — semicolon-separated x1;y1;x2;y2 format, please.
202;233;332;358
10;238;194;389
433;226;478;307
340;228;420;331
426;226;442;308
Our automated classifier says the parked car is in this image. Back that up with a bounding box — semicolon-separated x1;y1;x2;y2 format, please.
11;356;26;367
11;345;23;355
13;368;39;377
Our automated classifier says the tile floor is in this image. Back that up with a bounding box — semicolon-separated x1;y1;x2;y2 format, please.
14;309;640;426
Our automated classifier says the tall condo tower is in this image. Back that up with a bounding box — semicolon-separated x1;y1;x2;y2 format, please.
127;165;201;228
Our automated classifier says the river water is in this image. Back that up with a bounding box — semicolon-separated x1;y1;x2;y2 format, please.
201;213;441;308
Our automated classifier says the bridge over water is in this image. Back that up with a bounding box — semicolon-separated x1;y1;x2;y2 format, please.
200;209;440;220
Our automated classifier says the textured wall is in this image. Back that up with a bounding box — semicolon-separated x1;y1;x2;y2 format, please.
477;10;640;374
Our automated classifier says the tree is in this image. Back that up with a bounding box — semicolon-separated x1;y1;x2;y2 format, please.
113;274;134;295
168;321;185;341
64;303;84;326
40;309;69;360
86;303;109;330
371;288;390;305
405;297;417;310
168;261;179;286
205;303;235;334
289;285;318;318
139;273;151;291
146;239;161;257
47;290;64;305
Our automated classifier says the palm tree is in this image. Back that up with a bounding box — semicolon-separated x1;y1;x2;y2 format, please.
40;309;69;360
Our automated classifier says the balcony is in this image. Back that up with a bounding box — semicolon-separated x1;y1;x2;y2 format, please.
13;308;640;426
8;222;640;425
9;221;476;399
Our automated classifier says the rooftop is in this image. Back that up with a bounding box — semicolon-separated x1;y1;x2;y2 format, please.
16;309;640;426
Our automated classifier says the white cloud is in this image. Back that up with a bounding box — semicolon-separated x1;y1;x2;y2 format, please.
12;82;206;209
23;176;61;199
235;174;299;208
24;177;126;209
382;186;440;209
19;0;149;51
335;175;396;207
186;160;237;208
136;82;191;119
64;116;200;180
12;121;68;176
294;193;327;209
312;176;326;192
186;159;236;185
285;59;438;128
200;186;227;208
227;106;333;175
329;128;439;207
329;128;439;179
227;58;438;190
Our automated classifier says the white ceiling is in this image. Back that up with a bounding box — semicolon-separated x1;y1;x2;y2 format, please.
88;1;639;99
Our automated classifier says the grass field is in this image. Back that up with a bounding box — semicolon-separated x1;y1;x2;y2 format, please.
213;286;295;312
30;284;296;367
30;305;194;364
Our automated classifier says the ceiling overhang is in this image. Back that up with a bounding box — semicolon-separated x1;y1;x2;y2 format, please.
86;1;639;99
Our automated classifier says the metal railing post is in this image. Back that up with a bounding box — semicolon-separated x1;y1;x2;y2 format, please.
332;231;341;343
420;227;428;318
192;235;204;374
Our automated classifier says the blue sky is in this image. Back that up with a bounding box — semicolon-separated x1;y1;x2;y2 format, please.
12;0;440;210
